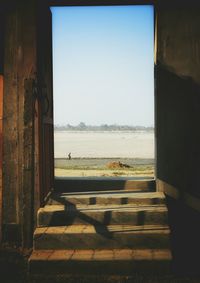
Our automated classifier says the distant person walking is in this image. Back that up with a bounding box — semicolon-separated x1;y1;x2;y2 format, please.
68;152;71;160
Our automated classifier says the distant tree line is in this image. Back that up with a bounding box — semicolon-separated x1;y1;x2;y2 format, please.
54;122;154;132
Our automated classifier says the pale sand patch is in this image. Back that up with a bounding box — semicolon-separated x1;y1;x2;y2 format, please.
55;168;154;177
54;131;154;159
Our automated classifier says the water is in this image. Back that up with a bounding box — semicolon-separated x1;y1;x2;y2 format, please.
54;131;154;159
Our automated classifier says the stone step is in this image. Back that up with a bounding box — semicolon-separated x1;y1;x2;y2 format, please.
54;177;155;193
38;204;168;227
34;225;170;250
29;248;172;276
47;191;165;206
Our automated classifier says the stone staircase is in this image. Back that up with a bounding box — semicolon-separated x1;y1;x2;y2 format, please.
29;181;172;276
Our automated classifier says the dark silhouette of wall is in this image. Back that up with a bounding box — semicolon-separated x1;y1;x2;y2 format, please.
157;5;200;275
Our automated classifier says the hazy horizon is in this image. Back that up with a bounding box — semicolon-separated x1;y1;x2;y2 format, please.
52;5;154;127
54;122;154;127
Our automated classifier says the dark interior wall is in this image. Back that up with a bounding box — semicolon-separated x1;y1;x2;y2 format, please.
36;3;54;205
0;10;4;75
2;0;53;247
3;6;21;238
156;5;200;275
0;7;5;242
157;6;200;195
2;0;37;247
157;68;200;196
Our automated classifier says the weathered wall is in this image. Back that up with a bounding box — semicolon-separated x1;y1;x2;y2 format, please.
1;0;53;247
2;0;37;246
157;4;200;275
0;6;5;243
37;2;54;205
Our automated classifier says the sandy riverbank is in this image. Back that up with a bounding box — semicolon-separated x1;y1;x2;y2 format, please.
55;168;154;177
55;158;154;177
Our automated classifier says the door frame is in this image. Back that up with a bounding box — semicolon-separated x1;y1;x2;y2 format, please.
49;0;157;191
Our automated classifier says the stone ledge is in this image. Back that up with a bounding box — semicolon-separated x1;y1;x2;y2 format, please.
29;248;172;276
33;224;170;250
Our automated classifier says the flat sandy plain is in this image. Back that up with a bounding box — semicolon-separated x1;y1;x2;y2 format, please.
54;131;155;177
54;131;154;158
55;158;154;177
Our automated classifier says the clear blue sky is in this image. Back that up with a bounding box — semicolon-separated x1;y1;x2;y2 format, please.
51;5;154;126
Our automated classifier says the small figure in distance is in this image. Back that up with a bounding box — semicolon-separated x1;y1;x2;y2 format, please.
68;152;71;160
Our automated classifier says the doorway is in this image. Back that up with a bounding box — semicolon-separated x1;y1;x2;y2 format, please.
51;4;155;183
